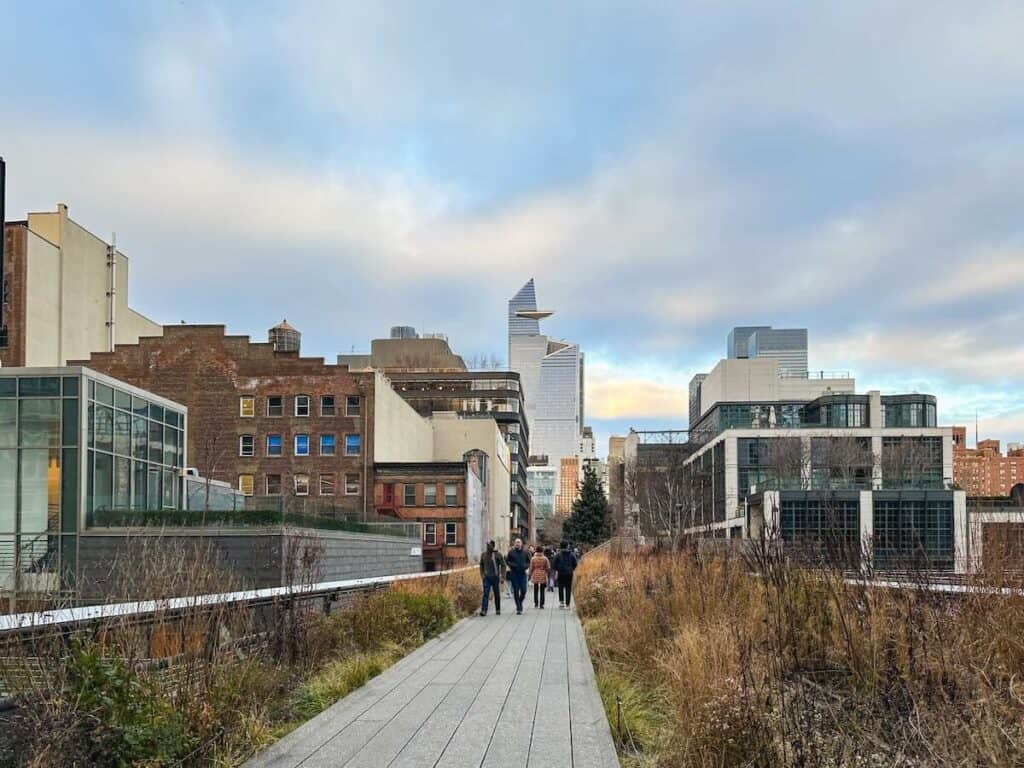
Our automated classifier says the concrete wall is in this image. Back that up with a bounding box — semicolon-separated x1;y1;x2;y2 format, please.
22;206;162;367
77;528;422;600
699;358;855;418
373;372;435;462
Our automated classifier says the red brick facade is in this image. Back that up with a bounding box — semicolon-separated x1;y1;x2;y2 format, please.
75;325;376;515
953;427;1024;497
0;224;28;367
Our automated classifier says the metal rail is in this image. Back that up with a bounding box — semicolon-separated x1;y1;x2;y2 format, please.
0;566;474;636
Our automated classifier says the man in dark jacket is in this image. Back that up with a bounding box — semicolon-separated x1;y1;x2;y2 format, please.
505;538;530;615
479;540;506;616
553;540;578;609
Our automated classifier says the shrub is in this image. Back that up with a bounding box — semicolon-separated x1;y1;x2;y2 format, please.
292;649;398;721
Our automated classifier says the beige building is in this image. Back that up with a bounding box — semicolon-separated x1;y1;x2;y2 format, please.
1;204;161;367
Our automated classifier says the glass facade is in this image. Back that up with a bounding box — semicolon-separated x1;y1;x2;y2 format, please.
0;369;186;601
779;494;861;565
872;493;954;570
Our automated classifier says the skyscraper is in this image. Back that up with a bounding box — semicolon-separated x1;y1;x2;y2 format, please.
508;279;584;529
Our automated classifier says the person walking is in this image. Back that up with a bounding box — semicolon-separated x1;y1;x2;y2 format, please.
553;540;578;609
545;547;557;592
479;540;506;616
505;538;530;615
529;546;551;609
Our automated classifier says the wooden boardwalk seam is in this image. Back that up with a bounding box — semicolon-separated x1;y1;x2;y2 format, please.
246;602;620;768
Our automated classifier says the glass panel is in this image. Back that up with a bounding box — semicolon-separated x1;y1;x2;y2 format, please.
133;416;148;460
0;379;16;397
113;410;131;457
162;469;174;509
62;398;79;446
94;382;114;405
20;448;59;532
62;377;80;397
177;434;185;469
0;400;16;448
91;450;112;514
147;467;160;509
149;404;164;423
93;405;113;453
0;450;15;532
62;448;79;532
149;420;163;463
19;377;61;397
114;389;132;411
113;457;130;510
132;461;147;510
132;395;149;417
163;426;176;466
20;399;61;448
163;409;177;426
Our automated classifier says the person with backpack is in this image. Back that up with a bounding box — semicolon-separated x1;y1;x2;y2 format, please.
553;540;578;609
505;538;531;615
479;540;506;616
529;546;551;609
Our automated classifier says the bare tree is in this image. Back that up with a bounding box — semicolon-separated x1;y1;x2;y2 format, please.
624;446;696;548
192;432;229;521
881;436;943;489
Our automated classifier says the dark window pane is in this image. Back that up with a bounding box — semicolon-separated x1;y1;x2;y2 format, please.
62;377;79;397
94;382;114;405
19;377;61;397
92;450;112;513
62;399;79;446
164;409;178;426
132;396;149;417
149;421;162;463
0;400;16;448
114;390;132;411
0;450;15;531
133;416;148;460
21;399;61;448
147;467;160;509
0;379;16;397
163;426;176;467
162;469;174;509
149;404;164;422
132;461;147;510
113;410;131;457
61;448;78;532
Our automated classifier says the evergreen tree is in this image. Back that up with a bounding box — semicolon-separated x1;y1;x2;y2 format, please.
564;464;611;545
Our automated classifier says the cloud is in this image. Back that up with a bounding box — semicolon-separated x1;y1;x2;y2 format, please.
910;245;1024;306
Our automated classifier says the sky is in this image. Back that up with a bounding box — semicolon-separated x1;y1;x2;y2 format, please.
2;1;1023;456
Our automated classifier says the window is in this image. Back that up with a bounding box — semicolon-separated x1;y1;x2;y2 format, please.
320;434;336;455
321;396;335;416
295;434;310;456
424;522;436;545
346;396;361;416
239;396;255;418
445;522;457;546
345;434;361;456
239;474;254;496
445;483;457;506
295;395;310;417
404;484;416;506
267;434;283;456
294;474;310;495
266;474;282;495
424;484;437;506
320;473;335;495
345;473;360;495
239;434;254;457
267;396;283;417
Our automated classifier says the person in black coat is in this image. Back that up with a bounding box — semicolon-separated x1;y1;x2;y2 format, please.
552;540;578;609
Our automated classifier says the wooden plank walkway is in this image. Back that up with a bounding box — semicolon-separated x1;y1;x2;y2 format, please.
247;600;620;768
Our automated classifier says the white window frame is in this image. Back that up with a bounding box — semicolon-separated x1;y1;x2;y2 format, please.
239;434;254;457
267;395;283;417
267;434;283;457
404;484;416;506
345;473;360;495
265;474;281;495
346;395;361;416
320;433;336;456
295;395;311;417
345;433;361;456
295;433;310;456
319;473;335;496
424;522;436;545
444;483;457;507
294;474;310;496
445;522;457;546
239;396;255;418
424;484;437;507
321;395;336;416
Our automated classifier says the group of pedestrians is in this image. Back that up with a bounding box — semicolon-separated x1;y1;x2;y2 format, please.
478;538;582;616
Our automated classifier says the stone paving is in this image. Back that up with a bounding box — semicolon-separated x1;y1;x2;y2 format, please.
247;597;620;768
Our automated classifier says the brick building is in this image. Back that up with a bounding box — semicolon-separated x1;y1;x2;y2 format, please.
75;324;376;516
953;427;1024;496
555;455;580;516
374;452;489;569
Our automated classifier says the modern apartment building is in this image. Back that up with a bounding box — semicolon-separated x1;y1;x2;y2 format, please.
952;428;1024;496
1;204;161;367
727;325;808;378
